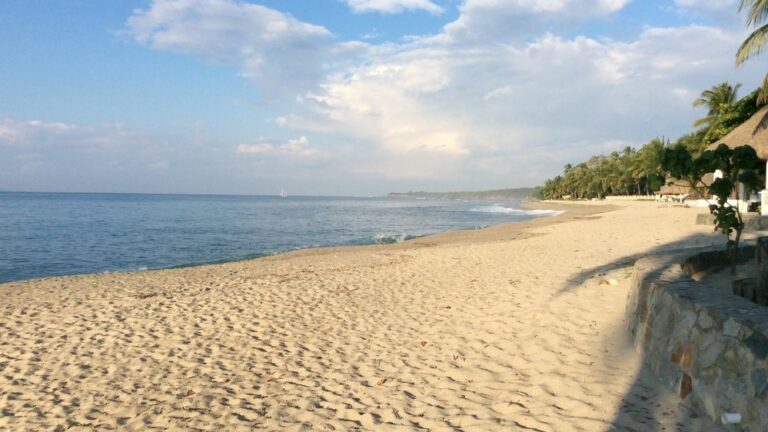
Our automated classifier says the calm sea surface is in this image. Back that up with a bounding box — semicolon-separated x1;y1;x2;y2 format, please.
0;192;559;283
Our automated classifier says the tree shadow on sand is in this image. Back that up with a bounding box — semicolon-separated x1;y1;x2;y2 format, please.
557;232;727;296
557;231;749;431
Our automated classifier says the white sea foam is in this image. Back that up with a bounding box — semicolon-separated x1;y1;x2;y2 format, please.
101;265;149;275
372;233;421;244
468;204;564;217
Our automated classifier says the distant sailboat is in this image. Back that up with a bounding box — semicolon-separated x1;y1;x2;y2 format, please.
280;187;287;198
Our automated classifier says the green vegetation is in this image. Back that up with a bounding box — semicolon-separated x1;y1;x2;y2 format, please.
662;144;760;273
388;187;542;200
700;89;765;148
539;85;765;200
737;0;768;102
540;140;666;199
445;3;768;205
693;82;741;129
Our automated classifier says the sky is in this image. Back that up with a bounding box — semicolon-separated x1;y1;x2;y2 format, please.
0;0;766;196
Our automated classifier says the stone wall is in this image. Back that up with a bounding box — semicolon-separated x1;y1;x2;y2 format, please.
626;249;768;430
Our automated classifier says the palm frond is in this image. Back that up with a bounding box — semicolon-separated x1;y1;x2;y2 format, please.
758;72;768;104
740;0;768;28
693;115;717;128
692;90;714;107
736;23;768;65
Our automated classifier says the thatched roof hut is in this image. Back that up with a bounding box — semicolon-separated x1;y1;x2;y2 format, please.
658;180;706;198
709;106;768;159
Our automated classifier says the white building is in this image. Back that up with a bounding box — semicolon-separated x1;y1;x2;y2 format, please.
710;106;768;215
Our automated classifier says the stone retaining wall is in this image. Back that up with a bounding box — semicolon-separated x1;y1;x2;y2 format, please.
626;249;768;430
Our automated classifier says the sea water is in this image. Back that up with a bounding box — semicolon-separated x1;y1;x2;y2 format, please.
0;192;561;283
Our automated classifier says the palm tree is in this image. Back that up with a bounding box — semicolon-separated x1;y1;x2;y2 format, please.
737;0;768;102
619;146;639;194
636;138;666;194
692;82;741;128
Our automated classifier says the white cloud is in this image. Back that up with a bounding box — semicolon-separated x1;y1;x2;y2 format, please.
459;0;629;15
0;118;340;194
281;136;317;155
24;120;75;131
671;0;744;28
0;123;19;141
126;0;330;56
361;28;382;40
276;22;760;184
118;0;765;191
236;142;273;154
287;50;468;162
236;135;319;157
444;0;631;41
674;0;738;11
343;0;443;14
124;0;333;98
483;85;513;100
0;118;224;193
0;119;80;146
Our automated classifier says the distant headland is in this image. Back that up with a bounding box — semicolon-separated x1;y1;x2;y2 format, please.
387;187;542;200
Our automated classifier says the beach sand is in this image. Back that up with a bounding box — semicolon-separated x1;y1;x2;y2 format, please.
0;201;731;431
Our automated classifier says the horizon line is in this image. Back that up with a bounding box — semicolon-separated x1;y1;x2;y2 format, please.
0;190;380;199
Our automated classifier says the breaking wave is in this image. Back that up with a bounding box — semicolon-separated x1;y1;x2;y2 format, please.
371;233;423;244
468;204;564;217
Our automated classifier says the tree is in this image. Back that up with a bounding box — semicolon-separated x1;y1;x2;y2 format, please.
538;81;765;204
702;89;766;144
693;82;741;129
540;139;665;199
674;130;708;157
737;0;768;102
662;144;760;273
635;138;666;193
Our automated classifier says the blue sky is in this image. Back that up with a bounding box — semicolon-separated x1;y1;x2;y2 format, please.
0;0;765;195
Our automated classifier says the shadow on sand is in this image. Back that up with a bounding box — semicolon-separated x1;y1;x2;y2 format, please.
558;231;743;431
557;231;726;297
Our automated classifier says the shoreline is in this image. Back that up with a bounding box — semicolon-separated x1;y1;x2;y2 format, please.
1;200;605;287
1;200;725;431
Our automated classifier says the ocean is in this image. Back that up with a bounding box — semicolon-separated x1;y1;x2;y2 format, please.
0;192;560;283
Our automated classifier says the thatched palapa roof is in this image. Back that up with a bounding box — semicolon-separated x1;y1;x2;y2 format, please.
658;182;691;195
658;180;706;198
710;106;768;160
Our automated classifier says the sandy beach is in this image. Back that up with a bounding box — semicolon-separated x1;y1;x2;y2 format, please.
0;201;734;431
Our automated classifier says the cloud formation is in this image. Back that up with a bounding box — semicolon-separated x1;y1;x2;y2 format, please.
674;0;738;11
116;0;764;192
0;119;92;148
457;0;630;16
342;0;443;14
0;118;228;193
125;0;334;97
276;23;750;183
236;135;319;157
443;0;631;41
